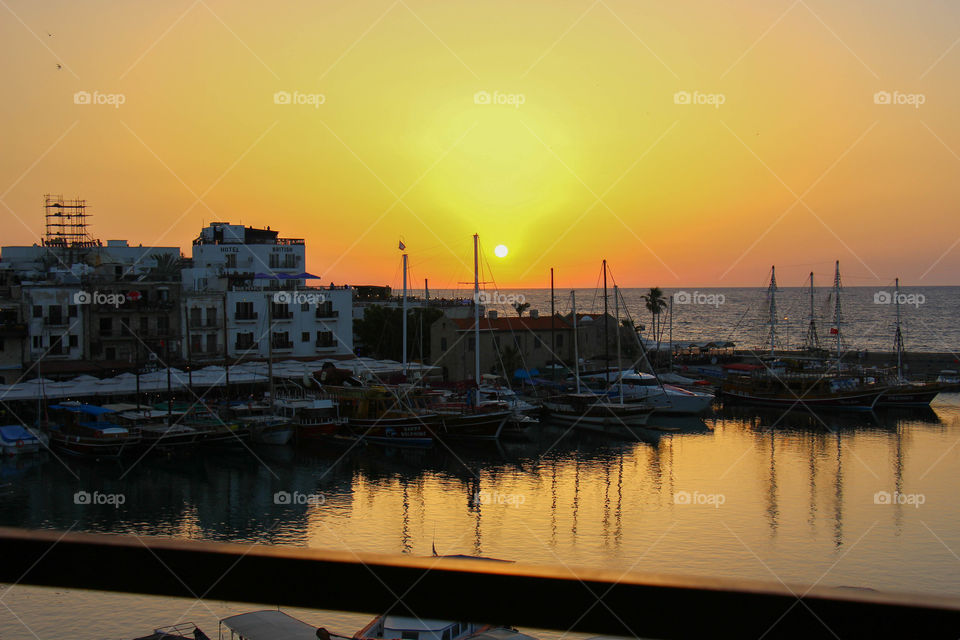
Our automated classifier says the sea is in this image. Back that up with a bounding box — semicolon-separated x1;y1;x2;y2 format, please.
424;286;960;354
2;397;960;639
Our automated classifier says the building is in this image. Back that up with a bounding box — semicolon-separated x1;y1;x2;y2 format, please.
430;310;574;381
182;222;353;361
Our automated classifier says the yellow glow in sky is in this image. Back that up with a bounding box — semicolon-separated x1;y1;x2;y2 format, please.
2;0;960;289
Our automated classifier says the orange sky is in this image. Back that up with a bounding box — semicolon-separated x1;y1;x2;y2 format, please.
2;0;959;290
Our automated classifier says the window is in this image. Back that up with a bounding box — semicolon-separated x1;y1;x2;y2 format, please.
140;317;149;334
69;334;78;348
157;316;170;332
191;335;202;354
206;307;217;326
99;317;112;335
236;301;255;320
32;305;42;319
316;331;334;348
190;308;202;326
302;332;310;342
236;332;255;349
32;336;41;348
206;333;217;354
225;254;237;268
301;302;309;312
105;347;116;360
440;337;448;351
401;633;418;640
556;334;563;347
68;305;77;318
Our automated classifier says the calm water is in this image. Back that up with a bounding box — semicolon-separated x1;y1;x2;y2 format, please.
427;286;960;354
3;395;960;639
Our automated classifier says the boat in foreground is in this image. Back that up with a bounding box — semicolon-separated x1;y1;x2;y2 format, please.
0;425;45;456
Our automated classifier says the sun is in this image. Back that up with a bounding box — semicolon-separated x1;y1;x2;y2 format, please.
494;244;508;258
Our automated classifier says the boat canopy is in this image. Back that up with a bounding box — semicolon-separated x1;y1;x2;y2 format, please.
220;610;318;640
49;403;115;415
0;425;38;444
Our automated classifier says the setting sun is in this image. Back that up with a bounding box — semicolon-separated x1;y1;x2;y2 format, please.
494;244;509;258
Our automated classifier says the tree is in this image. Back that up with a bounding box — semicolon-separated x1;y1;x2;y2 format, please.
150;253;183;281
512;301;531;317
641;287;668;364
353;304;444;361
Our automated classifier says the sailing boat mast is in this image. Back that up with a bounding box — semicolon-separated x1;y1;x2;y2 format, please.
767;266;777;357
805;271;820;352
833;260;842;367
550;268;555;378
615;284;623;404
267;293;274;402
603;259;609;384
894;277;904;379
473;234;480;384
572;290;581;394
401;252;408;377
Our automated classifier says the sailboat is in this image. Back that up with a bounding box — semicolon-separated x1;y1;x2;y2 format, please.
720;262;890;411
429;235;514;440
542;262;655;433
875;278;946;407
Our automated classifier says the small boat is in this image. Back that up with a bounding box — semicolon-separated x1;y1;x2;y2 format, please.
106;405;201;450
429;401;514;441
355;615;491;640
320;385;438;448
275;397;347;444
228;403;294;445
543;393;656;432
604;371;714;415
45;403;141;457
220;610;318;639
0;425;45;456
720;372;888;411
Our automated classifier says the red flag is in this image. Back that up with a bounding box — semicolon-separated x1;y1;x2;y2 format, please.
829;327;838;335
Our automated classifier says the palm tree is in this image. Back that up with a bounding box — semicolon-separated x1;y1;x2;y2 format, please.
641;287;667;364
150;253;183;281
512;301;531;317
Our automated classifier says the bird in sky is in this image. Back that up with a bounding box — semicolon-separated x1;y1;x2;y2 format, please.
55;63;62;70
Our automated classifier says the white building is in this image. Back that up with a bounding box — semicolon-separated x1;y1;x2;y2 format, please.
182;223;353;360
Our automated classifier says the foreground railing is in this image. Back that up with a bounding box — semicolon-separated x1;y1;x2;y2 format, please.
1;527;959;639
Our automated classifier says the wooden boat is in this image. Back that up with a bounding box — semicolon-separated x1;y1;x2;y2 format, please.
431;403;513;440
219;610;315;640
275;397;346;444
228;403;294;445
105;404;202;451
45;402;140;457
543;393;656;430
720;372;888;411
320;386;438;448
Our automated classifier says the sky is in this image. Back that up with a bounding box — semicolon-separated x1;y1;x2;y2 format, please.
2;0;960;292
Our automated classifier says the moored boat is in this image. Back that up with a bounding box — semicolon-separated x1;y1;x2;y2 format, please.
0;424;45;456
45;402;140;457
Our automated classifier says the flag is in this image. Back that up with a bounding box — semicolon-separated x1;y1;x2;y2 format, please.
829;327;838;335
398;240;406;251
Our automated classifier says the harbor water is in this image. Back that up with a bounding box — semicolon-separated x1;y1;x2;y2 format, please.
2;394;960;638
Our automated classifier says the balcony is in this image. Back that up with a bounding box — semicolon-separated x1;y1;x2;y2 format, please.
234;341;258;352
271;340;294;350
189;319;219;329
271;310;294;321
44;316;68;326
276;238;305;245
315;308;339;319
234;312;258;322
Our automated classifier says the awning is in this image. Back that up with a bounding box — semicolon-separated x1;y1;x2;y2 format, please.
252;272;321;280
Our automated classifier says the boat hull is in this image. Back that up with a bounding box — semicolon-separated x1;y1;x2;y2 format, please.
435;410;512;440
721;388;885;411
347;416;438;448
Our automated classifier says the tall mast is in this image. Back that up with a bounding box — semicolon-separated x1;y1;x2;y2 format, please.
572;290;580;394
668;295;674;372
401;252;408;377
615;284;623;403
550;267;555;379
267;293;274;402
833;260;842;366
603;259;609;384
805;271;820;352
894;277;904;379
421;278;428;369
767;266;777;357
473;234;480;384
